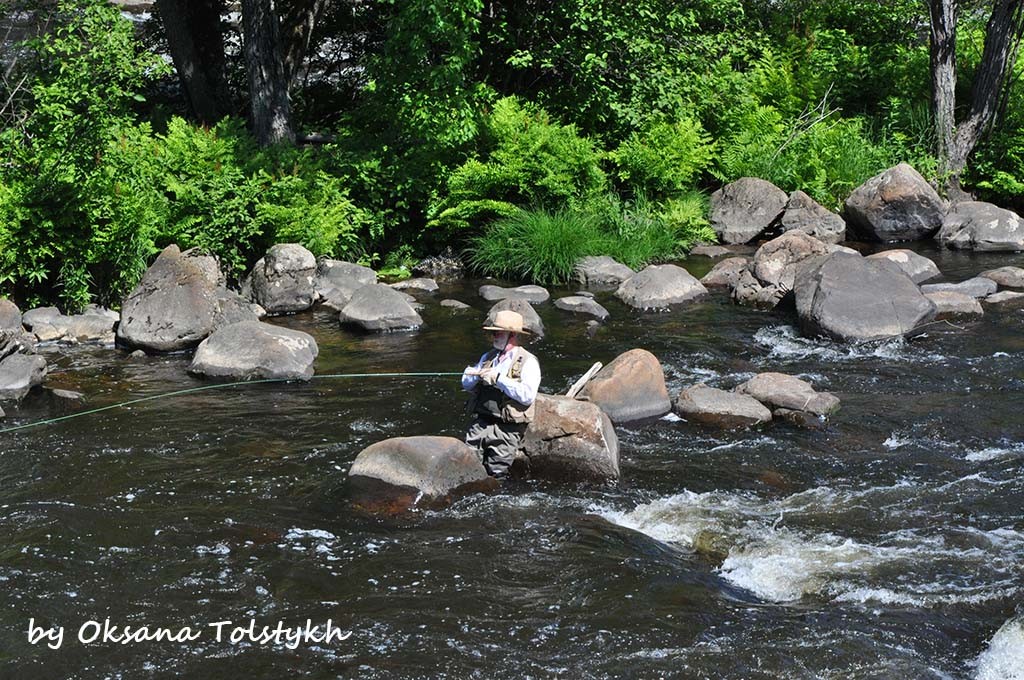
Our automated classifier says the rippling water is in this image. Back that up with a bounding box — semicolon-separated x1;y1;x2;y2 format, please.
1;243;1022;678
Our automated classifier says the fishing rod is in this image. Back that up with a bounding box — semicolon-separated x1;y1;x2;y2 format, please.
0;371;464;436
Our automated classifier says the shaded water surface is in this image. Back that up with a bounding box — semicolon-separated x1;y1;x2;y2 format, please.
1;243;1023;678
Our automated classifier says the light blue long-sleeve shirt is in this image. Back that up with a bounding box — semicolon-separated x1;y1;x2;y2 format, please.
461;347;541;406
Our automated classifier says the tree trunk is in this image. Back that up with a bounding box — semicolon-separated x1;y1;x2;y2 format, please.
280;0;324;90
241;0;294;146
928;0;957;181
155;0;230;124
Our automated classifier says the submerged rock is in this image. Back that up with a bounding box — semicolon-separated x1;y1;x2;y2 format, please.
736;372;840;417
673;384;772;428
924;291;984;318
575;256;636;289
478;284;550;304
844;163;945;241
615;264;707;309
920;277;998;299
440;299;471;310
521;395;619;481
985;291;1024;305
189;320;319;381
250;244;317;314
793;252;936;343
316;260;377;310
390;277;439;293
553;296;609;321
780;190;846;245
578;348;671;423
710;177;788;244
938;201;1024;251
690;245;732;258
339;284;423;332
979;266;1024;289
866;249;941;284
348;436;497;512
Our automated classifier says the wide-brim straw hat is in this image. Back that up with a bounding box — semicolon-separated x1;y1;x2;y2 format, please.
482;309;532;335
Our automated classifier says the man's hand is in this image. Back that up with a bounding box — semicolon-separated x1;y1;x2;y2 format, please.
479;367;500;385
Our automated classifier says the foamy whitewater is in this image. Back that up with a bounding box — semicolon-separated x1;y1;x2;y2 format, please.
974;618;1024;680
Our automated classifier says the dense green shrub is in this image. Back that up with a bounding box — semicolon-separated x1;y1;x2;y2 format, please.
611;118;715;198
427;97;608;233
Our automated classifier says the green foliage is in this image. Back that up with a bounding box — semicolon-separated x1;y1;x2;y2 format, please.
428;97;608;232
612;117;715;197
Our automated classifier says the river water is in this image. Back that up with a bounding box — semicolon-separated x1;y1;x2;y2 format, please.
1;244;1022;678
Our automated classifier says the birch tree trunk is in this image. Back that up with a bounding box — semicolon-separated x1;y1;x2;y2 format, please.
241;0;294;146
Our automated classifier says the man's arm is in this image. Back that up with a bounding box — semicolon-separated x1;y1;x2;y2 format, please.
461;353;489;392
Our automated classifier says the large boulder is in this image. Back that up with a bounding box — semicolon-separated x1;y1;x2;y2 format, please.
578;348;671;423
710;177;788;244
921;277;998;299
736;372;840;417
553;296;609;321
780;190;846;245
521;395;619;481
701;257;749;288
485;298;545;338
478;284;550;304
188;321;318;381
615;264;707;309
844;163;945;241
673;384;772;428
0;352;47;401
117;245;226;352
575;256;636;289
339;284;422;332
316;260;377;310
348;436;496;512
732;231;830;309
250;244;317;314
21;307;60;330
865;249;941;284
938;201;1024;251
979;266;1024;289
793;252;937;343
0;299;21;331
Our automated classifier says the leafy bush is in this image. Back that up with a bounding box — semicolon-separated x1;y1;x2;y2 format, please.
611;117;715;198
428;96;608;233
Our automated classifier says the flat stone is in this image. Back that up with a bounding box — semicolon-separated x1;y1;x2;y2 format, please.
921;277;998;299
690;245;732;258
866;249;941;283
478;284;550;304
49;388;85;401
390;277;439;293
615;264;707;309
985;291;1024;305
736;372;840;417
575;256;636;288
440;299;471;310
553;296;610;321
979;266;1024;289
673;384;772;428
924;291;984;318
574;291;595;298
701;257;749;288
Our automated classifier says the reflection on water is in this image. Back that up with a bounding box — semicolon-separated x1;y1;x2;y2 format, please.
1;254;1023;678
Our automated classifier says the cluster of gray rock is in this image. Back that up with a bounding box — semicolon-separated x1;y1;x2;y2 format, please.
709;163;1024;251
701;230;1024;343
675;373;839;429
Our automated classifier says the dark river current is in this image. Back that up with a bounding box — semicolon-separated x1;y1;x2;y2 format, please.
1;244;1022;679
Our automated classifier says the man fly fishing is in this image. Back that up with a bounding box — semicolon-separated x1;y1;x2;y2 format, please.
461;310;541;479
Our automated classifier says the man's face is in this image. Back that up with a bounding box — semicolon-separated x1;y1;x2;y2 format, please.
491;331;510;349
